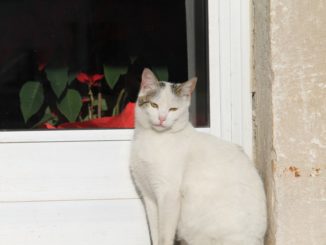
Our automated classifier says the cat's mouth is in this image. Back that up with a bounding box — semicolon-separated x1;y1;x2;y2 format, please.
153;123;165;128
152;123;168;131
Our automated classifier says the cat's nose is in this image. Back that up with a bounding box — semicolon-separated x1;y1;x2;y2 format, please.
159;115;167;124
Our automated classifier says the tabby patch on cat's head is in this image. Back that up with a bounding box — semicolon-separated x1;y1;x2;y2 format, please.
138;68;197;107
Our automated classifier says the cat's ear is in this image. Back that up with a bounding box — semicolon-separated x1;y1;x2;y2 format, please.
181;77;197;96
140;68;159;94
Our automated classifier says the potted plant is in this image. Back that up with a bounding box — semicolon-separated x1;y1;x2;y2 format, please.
19;59;168;129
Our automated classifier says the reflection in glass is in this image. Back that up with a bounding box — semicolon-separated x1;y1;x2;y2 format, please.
0;0;208;129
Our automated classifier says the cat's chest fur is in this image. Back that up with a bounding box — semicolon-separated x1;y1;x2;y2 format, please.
130;128;192;200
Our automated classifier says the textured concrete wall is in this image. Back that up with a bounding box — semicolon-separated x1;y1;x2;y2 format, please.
252;0;275;244
254;0;326;244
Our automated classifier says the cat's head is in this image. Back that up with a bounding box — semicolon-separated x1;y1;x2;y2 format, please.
135;68;197;132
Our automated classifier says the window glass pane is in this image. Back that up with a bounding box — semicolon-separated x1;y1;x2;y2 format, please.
0;0;209;130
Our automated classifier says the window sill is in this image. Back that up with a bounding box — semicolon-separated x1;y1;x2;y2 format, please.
0;128;210;143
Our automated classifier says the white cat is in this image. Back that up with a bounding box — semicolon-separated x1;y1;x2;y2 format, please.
130;68;267;245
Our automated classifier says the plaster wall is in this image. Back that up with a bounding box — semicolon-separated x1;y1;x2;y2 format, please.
252;0;275;244
254;0;326;244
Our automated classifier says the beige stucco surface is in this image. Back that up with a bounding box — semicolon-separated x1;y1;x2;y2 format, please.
254;0;326;244
252;0;275;243
271;1;326;244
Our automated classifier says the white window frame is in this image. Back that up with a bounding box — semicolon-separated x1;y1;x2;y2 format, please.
209;0;252;156
0;0;252;157
0;1;252;244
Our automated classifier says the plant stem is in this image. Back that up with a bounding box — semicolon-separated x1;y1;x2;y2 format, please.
98;92;102;118
112;89;125;116
88;86;94;119
88;104;92;120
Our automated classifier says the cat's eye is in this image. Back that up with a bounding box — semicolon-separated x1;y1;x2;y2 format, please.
169;107;178;112
150;102;159;109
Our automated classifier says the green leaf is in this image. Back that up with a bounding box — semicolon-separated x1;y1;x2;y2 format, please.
32;107;53;128
19;81;44;123
68;71;77;85
103;65;128;89
94;99;108;111
152;67;169;81
57;89;82;122
46;67;69;97
101;99;108;111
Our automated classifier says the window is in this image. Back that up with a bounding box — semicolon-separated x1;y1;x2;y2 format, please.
0;1;253;244
0;0;209;130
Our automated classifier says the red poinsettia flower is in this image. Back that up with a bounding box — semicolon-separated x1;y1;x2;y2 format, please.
38;63;47;71
76;72;104;87
81;97;90;103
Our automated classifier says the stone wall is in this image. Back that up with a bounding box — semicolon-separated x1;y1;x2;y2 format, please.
253;0;326;244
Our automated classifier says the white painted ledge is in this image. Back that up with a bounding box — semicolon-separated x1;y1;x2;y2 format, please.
0;128;210;143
